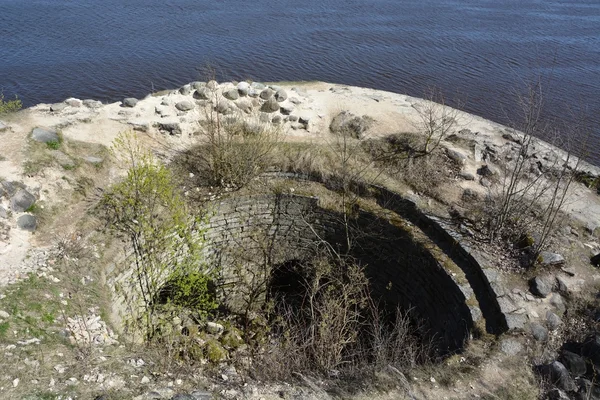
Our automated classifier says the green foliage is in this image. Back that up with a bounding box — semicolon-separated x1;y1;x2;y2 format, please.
46;140;61;150
98;131;214;339
0;321;9;337
0;93;22;114
159;272;217;319
203;338;227;362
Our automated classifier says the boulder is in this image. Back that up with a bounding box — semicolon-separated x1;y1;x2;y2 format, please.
175;101;194;112
260;97;280;113
459;172;475;181
591;253;600;268
10;189;36;213
247;88;258;98
539;251;565;266
192;81;205;90
179;84;192;95
500;338;522;355
84;156;103;165
215;100;232;114
274;89;288;102
547;311;562;331
52;150;76;169
550;293;566;314
447;149;467;165
251;82;266;90
50;103;67;112
237;82;250;96
329;111;373;139
65;98;82;107
530;323;548;342
272;115;282;124
223;89;239;101
17;214;37;232
82;99;102;109
560;350;587;377
122;98;138;108
477;164;497;177
461;188;479;202
157;122;182;136
530;276;552;298
234;99;253;114
206;322;224;335
288;115;299;122
193;88;210;100
259;88;274;100
538;361;576;391
280;104;294;115
31;127;59;143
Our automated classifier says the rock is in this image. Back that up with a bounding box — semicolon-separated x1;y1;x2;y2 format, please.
274;89;288;102
477;164;497;177
539;361;576;391
500;338;522;355
530;323;548;341
52;150;76;169
141;376;150;384
155;105;173;117
192;81;206;90
260;88;274;100
578;380;600;400
190;390;213;400
556;276;571;294
65;98;82;107
206;80;218;90
251;82;266;90
50;103;67;112
205;322;224;335
288;115;299;122
215;100;232;114
193;88;210;100
158;122;182;136
272;115;282;124
175;101;194;112
447;149;467;165
122;98;138;108
247;88;258;98
546;311;562;331
0;206;7;219
539;251;565;266
235;99;253;114
560;350;587;377
223;89;239;101
84;156;103;165
31;127;59;143
480;177;492;188
280;104;294;115
550;294;566;314
459;172;475;181
17;214;37;232
0;120;7;131
179;84;192;95
261;97;280;113
237;82;250;96
583;335;600;365
530;276;552;298
0;310;9;319
171;395;196;400
330;111;373;139
10;189;36;213
461;188;479;202
591;253;600;268
83;99;103;108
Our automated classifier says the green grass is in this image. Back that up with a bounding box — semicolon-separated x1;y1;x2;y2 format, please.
0;93;22;115
46;140;61;150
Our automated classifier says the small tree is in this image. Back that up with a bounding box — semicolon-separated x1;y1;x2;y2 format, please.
98;131;216;339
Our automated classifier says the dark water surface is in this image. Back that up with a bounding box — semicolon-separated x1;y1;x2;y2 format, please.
1;0;599;162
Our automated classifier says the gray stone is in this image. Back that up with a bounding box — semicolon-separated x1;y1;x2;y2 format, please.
84;156;103;165
459;172;475;181
158;122;182;136
247;88;258;98
192;81;205;90
289;97;302;105
0;206;7;219
274;89;288;102
462;188;479;202
549;294;566;315
65;98;82;107
288;115;299;122
1;181;20;197
237;82;250;96
0;310;9;319
546;311;562;331
171;395;196;400
560;350;586;377
329;111;372;139
52;150;75;169
17;214;37;232
556;276;571;293
234;99;253;114
31;127;59;143
155;105;173;117
215;100;232;114
259;88;274;100
10;189;35;213
206;322;224;335
251;82;265;90
447;149;467;165
206;80;218;90
477;164;497;177
82;99;102;109
194;88;210;100
261;97;280;113
50;103;67;112
223;89;239;101
190;390;213;400
543;361;576;391
539;251;565;266
122;98;138;108
480;177;492;188
175;101;194;112
500;338;522;355
530;276;552;298
272;115;282;124
280;104;294;115
504;313;527;330
0;121;7;131
530;323;548;341
179;84;192;95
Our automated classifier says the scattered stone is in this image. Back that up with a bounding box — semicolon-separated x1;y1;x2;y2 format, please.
190;390;212;400
175;101;195;112
179;84;192;95
477;164;497;177
560;350;587;377
530;276;552;298
155;105;173;117
84;156;103;165
0;206;6;219
206;321;224;335
171;394;195;400
0;310;9;319
275;89;288;102
158;122;182;136
235;98;253;114
539;251;565;266
530;323;548;341
261;97;280;113
193;88;210;100
461;188;479;202
447;149;467;165
122;98;138;108
52;150;76;169
260;88;274;100
479;177;492;188
10;189;36;213
288;115;299;122
550;294;566;314
556;276;571;294
289;97;302;105
192;81;206;91
65;98;82;107
141;376;150;384
247;88;258;98
17;214;37;231
31;127;59;143
251;82;265;90
329;111;373;139
237;81;250;96
500;338;522;355
223;89;239;101
591;253;600;268
13;378;19;388
215;100;232;114
540;361;576;391
502;132;522;144
83;99;102;108
280;104;294;115
50;103;67;112
459;172;475;181
272;115;283;124
505;313;527;330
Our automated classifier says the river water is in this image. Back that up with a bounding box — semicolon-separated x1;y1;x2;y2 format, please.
1;0;599;162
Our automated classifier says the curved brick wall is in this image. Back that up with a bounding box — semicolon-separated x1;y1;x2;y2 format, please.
203;193;475;353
